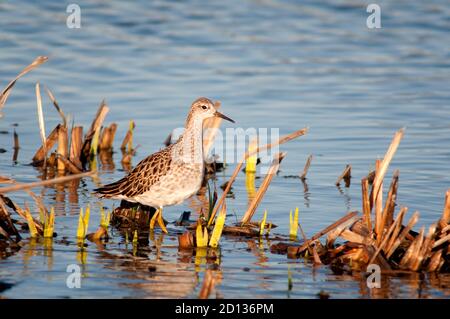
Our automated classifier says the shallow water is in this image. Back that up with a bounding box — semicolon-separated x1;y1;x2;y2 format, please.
0;0;450;298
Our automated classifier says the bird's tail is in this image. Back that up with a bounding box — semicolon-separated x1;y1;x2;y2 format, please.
93;178;127;198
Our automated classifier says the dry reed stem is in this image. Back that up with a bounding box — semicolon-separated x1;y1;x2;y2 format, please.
207;127;308;226
293;211;359;255
120;121;135;151
57;126;68;172
439;189;450;228
371;128;404;208
432;233;450;249
81;100;109;160
300;154;313;180
0;196;20;238
368;207;407;265
35;82;47;168
326;215;360;247
0;171;95;194
99;123;118;150
0;56;48;109
400;227;425;269
0;195;43;233
384;207;407;254
340;229;367;244
386;211;419;259
45;86;66;127
69;126;83;169
241;152;286;224
336;164;351;186
427;250;443;272
361;178;372;231
374;159;383;243
203;101;222;155
198;270;216;299
412;224;436;271
380;170;399;233
58;156;83;174
32;124;61;164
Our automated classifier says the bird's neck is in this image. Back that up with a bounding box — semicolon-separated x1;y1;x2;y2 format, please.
175;117;204;165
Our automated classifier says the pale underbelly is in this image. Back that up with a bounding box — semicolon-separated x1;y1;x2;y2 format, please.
128;165;204;208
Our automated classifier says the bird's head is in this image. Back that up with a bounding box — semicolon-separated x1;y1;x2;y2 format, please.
186;97;235;125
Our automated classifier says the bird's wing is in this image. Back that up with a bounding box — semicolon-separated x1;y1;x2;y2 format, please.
94;145;173;198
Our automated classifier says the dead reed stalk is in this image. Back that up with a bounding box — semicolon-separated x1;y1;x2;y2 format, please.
32;124;61;164
81;100;109;162
99;123;118;151
0;56;48;109
57;126;68;172
299;154;313;180
336;164;351;187
241;152;286;224
69;126;83;169
207;127;308;226
0;171;95;194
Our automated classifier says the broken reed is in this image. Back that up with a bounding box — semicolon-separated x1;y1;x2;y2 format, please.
277;128;450;273
208;127;308;226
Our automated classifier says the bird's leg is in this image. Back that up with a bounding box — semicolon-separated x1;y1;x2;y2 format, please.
149;207;168;234
149;208;160;231
157;206;168;234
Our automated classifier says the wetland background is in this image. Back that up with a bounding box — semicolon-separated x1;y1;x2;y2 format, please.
0;0;450;298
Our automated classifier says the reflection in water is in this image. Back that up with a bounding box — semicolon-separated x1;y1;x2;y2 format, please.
336;184;352;212
300;179;310;208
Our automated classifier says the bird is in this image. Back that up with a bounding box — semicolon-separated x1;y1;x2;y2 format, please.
94;97;234;232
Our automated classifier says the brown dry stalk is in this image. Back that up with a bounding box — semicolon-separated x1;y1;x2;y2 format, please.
0;171;95;194
384;207;408;254
300;154;313;180
99;123;118;150
374;159;383;243
368;207;407;265
432;233;450;249
335;164;351;186
32;124;62;164
326;215;360;247
198;270;216;299
120;121;135;151
400;226;424;269
57;156;83;174
81;100;109;160
412;224;437;271
361;178;372;231
293;211;359;255
70;126;83;168
57;126;68;172
371;128;404;208
241;152;286;224
207;127;308;226
45;86;66;127
386;211;419;259
380;170;399;233
439;189;450;228
0;56;48;109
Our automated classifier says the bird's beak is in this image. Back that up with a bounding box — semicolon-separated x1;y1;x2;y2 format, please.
214;111;235;123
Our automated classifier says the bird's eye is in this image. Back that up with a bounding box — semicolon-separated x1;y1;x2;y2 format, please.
201;105;208;110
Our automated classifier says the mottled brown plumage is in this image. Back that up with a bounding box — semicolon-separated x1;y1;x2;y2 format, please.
94;97;234;210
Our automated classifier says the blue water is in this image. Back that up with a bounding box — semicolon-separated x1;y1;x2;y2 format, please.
0;0;449;298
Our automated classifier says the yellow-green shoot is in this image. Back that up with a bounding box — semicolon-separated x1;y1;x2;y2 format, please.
209;205;226;248
260;210;267;236
43;206;55;238
289;208;299;239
